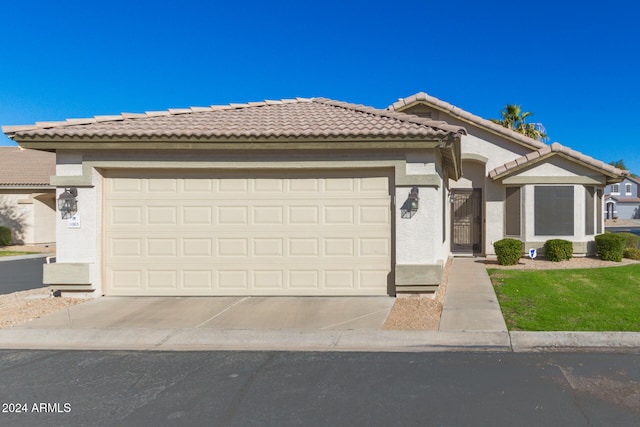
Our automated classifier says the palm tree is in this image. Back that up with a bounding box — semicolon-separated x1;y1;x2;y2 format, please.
490;104;547;142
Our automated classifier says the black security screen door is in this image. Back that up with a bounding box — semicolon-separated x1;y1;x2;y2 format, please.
451;189;482;253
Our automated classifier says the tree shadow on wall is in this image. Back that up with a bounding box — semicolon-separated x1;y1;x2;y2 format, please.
0;196;28;245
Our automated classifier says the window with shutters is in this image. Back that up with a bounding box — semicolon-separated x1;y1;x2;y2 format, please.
505;187;521;236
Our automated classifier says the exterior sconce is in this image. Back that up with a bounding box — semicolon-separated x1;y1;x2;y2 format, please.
57;187;78;219
400;187;419;219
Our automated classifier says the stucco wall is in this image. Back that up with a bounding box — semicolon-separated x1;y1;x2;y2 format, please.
449;131;533;256
0;190;55;244
33;193;56;243
53;148;450;294
616;203;640;219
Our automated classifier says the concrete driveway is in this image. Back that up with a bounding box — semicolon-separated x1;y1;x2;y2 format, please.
17;296;395;330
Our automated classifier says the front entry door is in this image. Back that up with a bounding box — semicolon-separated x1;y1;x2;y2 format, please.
451;189;482;253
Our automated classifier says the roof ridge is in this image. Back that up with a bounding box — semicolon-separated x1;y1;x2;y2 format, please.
2;97;315;135
388;92;546;149
312;97;466;135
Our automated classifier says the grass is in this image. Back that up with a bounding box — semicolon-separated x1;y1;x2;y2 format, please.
488;265;640;331
0;251;38;257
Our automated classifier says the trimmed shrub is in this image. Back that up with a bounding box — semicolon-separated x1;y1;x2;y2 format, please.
543;239;573;262
595;233;626;262
0;226;11;246
617;232;640;249
624;247;640;260
493;238;522;265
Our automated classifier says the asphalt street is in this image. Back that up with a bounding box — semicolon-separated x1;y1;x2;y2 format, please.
0;256;46;295
0;351;639;426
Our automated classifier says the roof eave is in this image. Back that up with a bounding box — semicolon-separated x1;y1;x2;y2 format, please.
0;184;55;190
14;134;460;151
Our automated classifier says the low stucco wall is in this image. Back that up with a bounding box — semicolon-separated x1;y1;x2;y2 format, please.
0;190;55;244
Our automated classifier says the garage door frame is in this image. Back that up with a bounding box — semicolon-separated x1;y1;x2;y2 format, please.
103;167;395;296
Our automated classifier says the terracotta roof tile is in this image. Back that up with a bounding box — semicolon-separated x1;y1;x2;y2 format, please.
3;98;466;141
0;147;55;187
488;142;628;180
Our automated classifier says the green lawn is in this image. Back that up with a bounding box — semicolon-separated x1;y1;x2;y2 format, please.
488;264;640;331
0;251;38;257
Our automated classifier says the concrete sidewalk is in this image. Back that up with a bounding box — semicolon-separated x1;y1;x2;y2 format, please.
439;257;507;332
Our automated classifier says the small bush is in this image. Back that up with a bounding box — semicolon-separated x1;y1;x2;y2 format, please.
0;226;11;246
543;239;573;262
493;238;522;265
617;232;640;249
595;233;626;262
624;247;640;260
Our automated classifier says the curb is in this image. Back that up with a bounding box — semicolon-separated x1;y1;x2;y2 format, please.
1;329;639;353
0;329;511;352
510;331;640;352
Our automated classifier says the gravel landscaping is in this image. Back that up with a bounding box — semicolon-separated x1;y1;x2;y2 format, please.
0;287;85;329
382;258;451;330
486;256;640;270
0;244;85;329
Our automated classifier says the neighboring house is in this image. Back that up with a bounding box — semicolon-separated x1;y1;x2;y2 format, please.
604;176;640;219
0;147;56;245
2;93;627;297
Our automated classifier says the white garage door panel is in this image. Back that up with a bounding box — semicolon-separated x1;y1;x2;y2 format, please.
105;172;391;296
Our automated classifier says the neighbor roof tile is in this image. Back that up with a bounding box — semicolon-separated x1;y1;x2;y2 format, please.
0;147;55;186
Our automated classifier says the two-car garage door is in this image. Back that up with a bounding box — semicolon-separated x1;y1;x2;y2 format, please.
104;170;391;296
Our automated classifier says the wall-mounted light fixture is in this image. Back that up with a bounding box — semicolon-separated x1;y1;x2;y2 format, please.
57;187;78;219
400;187;419;219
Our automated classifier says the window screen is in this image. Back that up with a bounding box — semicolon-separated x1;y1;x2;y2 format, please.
585;186;594;235
505;187;521;236
535;186;574;235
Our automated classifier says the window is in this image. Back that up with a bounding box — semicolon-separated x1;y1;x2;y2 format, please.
535;186;574;236
585;186;594;235
611;184;620;194
626;183;632;195
505;187;521;236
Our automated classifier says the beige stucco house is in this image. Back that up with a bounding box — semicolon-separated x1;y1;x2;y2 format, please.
2;93;627;297
0;147;56;245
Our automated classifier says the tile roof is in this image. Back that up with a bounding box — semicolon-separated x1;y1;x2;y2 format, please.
3;98;466;141
488;142;628;181
613;197;640;203
624;175;640;185
388;92;547;150
0;147;55;187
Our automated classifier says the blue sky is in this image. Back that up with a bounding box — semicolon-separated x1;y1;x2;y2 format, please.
2;0;639;172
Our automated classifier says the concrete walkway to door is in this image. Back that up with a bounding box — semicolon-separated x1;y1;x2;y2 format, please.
439;257;507;332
